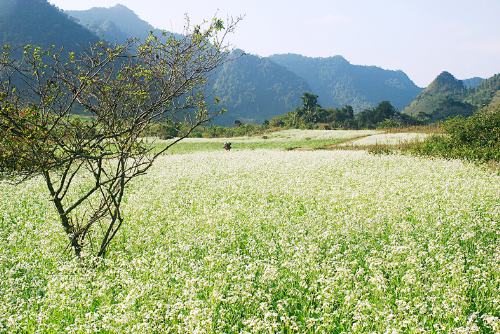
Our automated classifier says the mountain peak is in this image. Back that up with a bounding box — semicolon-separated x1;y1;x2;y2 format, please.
66;4;155;41
430;71;464;91
112;4;129;10
402;71;467;117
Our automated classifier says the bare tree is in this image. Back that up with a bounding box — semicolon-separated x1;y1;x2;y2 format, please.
0;16;241;258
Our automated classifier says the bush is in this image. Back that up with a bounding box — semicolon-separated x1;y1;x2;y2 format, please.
406;108;500;162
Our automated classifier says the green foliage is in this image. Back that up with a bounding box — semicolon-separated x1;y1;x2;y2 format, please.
0;15;241;257
267;96;424;130
465;74;500;108
145;122;182;139
403;71;466;118
406;108;500;162
357;101;397;128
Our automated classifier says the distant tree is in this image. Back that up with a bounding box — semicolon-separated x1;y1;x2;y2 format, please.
357;101;397;128
234;120;243;127
294;92;324;124
300;92;320;114
262;119;270;127
327;105;354;123
0;16;242;258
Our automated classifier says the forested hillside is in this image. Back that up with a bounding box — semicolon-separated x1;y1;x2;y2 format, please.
0;0;98;49
211;51;313;126
464;74;500;109
403;71;500;121
267;53;423;112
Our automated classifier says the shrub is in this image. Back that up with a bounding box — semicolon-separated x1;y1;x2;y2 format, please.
406;108;500;162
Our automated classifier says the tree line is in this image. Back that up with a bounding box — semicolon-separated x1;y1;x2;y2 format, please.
146;92;426;139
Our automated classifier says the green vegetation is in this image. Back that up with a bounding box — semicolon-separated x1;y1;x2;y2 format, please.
268;93;424;130
404;107;500;163
144;93;424;141
431;97;474;122
343;106;500;167
403;71;469;118
465;73;500;109
153;129;380;153
403;71;500;121
2;3;500;331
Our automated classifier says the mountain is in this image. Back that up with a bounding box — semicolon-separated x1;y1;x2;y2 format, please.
212;51;313;126
402;71;470;119
402;72;500;121
462;77;484;89
66;4;158;43
267;54;423;112
0;0;98;49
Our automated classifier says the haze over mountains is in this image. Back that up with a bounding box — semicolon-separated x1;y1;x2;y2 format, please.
1;0;498;125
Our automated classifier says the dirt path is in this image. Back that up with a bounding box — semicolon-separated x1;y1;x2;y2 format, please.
324;135;374;150
288;134;375;151
289;147;314;151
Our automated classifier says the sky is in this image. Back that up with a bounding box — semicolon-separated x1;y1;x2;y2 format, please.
49;0;500;88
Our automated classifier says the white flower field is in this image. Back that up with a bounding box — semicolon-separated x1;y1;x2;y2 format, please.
1;148;500;332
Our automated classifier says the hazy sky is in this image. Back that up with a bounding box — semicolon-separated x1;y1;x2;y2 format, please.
49;0;500;88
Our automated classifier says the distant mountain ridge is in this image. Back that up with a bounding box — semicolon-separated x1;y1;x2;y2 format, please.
267;53;424;112
66;4;157;43
2;1;495;125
